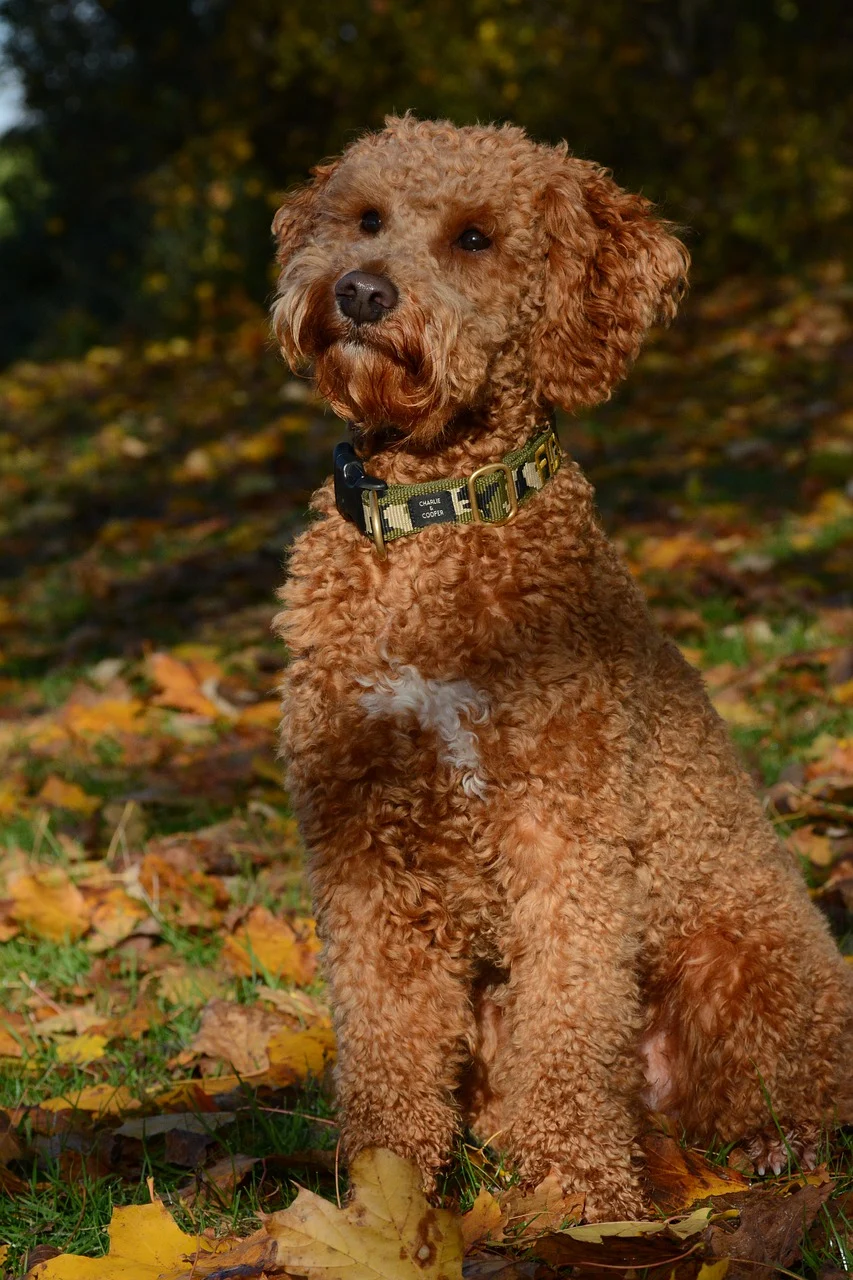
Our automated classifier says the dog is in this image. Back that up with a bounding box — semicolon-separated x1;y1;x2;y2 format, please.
271;115;853;1221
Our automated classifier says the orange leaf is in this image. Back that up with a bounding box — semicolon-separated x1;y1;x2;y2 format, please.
64;698;145;736
641;1131;749;1214
147;651;221;716
222;906;317;983
37;775;101;815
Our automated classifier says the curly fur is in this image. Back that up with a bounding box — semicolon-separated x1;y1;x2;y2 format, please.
271;115;853;1221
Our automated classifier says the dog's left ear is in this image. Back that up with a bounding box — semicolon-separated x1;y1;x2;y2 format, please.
533;152;689;413
272;160;338;268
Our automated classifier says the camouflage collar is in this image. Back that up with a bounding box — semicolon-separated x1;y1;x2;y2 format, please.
333;425;562;559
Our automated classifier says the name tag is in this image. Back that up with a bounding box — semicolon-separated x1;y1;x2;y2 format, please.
408;490;454;528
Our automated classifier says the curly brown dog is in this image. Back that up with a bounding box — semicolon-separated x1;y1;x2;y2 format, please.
271;115;853;1221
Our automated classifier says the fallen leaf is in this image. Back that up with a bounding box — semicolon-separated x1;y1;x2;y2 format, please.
64;698;146;737
9;869;91;941
265;1147;464;1280
115;1112;237;1140
88;888;149;951
40;1084;140;1115
37;775;101;815
28;1198;217;1278
179;1152;258;1207
460;1187;505;1250
156;964;230;1007
173;1227;278;1278
641;1132;749;1213
0;1009;32;1058
788;827;834;867
499;1172;584;1237
148;652;221;716
238;699;282;729
531;1207;714;1270
189;999;282;1076
265;1024;336;1081
696;1263;730;1280
55;1033;109;1064
706;1183;833;1268
223;905;318;983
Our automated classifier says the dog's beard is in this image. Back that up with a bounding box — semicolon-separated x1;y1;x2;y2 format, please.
273;274;488;447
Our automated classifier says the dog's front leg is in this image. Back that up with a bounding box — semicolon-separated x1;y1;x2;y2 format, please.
319;882;472;1195
498;852;645;1222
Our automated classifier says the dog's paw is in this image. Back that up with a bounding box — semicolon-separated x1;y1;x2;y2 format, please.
744;1123;819;1176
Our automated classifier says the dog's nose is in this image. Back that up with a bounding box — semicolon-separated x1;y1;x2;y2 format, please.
334;271;398;325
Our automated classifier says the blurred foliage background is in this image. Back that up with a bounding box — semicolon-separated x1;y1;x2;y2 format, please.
0;0;852;363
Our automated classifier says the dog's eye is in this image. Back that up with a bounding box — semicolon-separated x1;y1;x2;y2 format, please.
360;209;382;234
456;228;492;252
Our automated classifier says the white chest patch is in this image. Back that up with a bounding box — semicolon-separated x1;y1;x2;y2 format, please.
357;664;489;799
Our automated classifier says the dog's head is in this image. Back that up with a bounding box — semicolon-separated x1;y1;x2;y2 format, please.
272;116;688;446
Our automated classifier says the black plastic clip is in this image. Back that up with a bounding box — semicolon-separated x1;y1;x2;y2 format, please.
333;442;387;536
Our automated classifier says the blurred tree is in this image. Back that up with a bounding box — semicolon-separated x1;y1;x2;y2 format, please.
0;0;851;363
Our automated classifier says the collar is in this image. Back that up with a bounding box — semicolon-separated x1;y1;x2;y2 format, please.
333;425;562;559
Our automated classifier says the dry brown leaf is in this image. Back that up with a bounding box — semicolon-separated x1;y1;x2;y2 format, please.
706;1183;833;1268
36;775;101;814
173;1227;278;1278
641;1132;749;1213
223;905;318;983
189;999;282;1076
265;1146;464;1280
460;1186;505;1250
499;1172;585;1237
27;1198;218;1278
179;1152;259;1208
9;868;91;941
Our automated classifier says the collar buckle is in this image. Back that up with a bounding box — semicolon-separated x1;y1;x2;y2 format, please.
333;442;387;536
467;462;518;526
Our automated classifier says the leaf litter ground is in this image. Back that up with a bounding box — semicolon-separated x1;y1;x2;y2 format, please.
1;264;853;1276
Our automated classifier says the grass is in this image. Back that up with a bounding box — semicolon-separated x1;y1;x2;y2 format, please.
2;273;853;1273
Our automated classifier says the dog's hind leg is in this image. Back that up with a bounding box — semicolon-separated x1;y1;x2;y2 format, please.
640;895;853;1163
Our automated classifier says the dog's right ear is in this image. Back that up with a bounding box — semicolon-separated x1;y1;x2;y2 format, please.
272;161;338;268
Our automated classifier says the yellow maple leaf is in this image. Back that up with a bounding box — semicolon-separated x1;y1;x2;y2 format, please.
9;868;91;941
37;775;101;815
27;1199;217;1278
265;1147;464;1280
